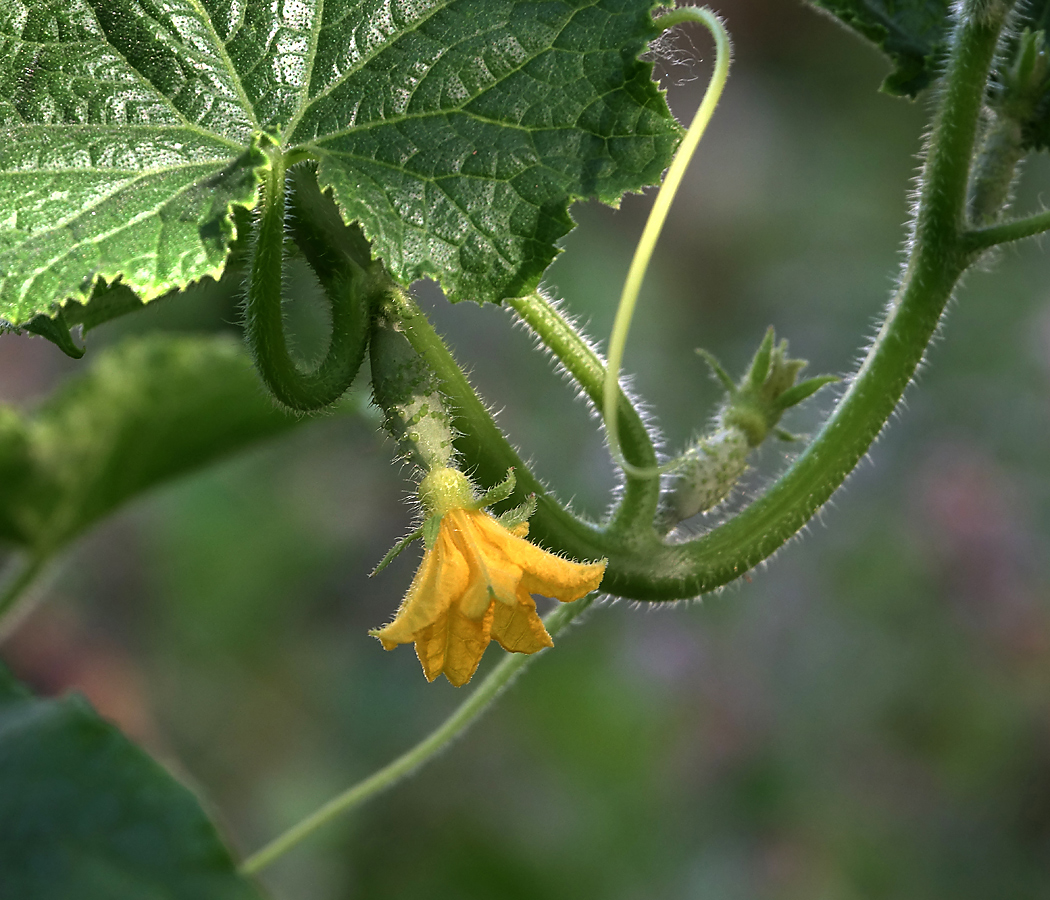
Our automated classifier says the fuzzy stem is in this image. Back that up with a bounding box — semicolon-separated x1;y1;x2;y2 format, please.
385;289;614;558
506;293;659;536
243;151;369;412
239;595;595;876
968;114;1025;225
963;208;1050;249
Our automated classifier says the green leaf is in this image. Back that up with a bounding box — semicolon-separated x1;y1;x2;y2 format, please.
806;0;953;97
0;0;267;325
296;0;680;304
2;0;679;325
20;308;84;358
0;334;302;554
0;661;264;900
61;279;151;335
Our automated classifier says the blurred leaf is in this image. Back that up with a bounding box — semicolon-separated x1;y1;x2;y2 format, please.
0;405;32;544
1007;1;1050;151
807;0;953;96
0;661;265;900
0;334;303;554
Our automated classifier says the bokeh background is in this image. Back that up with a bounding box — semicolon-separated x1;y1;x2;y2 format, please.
5;2;1050;897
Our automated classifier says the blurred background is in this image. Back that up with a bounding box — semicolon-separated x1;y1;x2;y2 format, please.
4;1;1050;897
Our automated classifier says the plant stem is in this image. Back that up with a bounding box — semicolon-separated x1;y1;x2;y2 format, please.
239;595;595;876
427;1;1009;599
968;113;1025;225
243;149;369;412
963;208;1050;249
506;293;659;536
387;288;615;561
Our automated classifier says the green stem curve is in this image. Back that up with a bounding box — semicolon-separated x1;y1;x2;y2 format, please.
506;292;659;537
406;2;1005;599
239;595;595;875
243;150;369;412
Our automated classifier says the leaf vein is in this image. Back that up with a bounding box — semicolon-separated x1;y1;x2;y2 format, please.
182;0;261;130
284;0;454;140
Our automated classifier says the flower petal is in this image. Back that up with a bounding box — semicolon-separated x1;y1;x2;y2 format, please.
490;588;554;654
372;528;468;649
415;604;494;686
448;509;522;617
470;513;606;602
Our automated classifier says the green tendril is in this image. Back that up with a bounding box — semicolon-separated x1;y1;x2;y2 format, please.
603;6;732;479
243;148;370;413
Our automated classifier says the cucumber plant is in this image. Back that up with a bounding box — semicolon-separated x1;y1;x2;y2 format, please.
2;0;1050;894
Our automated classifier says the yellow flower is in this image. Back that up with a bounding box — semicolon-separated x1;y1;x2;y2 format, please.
371;469;607;686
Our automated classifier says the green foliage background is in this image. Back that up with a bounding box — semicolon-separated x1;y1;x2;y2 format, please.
4;1;1050;897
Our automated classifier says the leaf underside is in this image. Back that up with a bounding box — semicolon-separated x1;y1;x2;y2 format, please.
0;662;264;900
0;0;680;325
809;0;1050;152
806;0;953;97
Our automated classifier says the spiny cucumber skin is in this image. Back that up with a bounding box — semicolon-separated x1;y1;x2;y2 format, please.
369;320;455;471
660;426;749;526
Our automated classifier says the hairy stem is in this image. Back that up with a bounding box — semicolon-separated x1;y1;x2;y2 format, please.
968;113;1025;225
243;150;369;412
963;208;1050;249
385;288;614;559
424;1;1007;599
506;293;659;537
239;595;595;875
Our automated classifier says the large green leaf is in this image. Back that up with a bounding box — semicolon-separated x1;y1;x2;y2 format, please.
0;334;301;553
0;661;265;900
0;0;266;325
806;0;953;97
1;0;679;325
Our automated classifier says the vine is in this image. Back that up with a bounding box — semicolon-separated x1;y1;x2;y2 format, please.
3;0;1050;892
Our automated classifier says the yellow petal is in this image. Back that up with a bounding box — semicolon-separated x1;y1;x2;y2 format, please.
373;498;606;686
415;604;493;686
490;588;554;654
448;509;522;617
372;528;468;649
470;513;606;603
